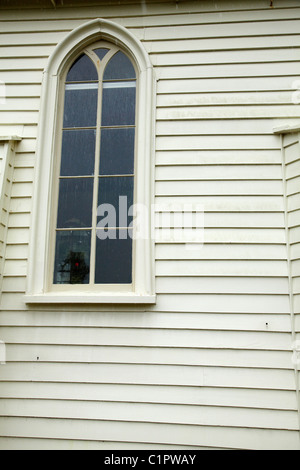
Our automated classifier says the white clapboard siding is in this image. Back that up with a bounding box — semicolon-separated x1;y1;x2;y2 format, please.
0;0;300;450
0;138;21;296
282;134;300;343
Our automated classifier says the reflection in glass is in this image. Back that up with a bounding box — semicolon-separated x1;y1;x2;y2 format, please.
103;51;136;80
101;85;136;126
95;229;132;284
61;129;96;176
54;230;91;284
63;86;98;128
99;127;135;176
98;176;134;227
57;178;94;228
66;54;98;82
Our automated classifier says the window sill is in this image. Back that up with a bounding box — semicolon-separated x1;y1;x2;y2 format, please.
24;293;156;305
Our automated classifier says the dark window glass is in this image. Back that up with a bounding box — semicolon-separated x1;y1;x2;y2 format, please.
94;48;110;61
95;229;132;284
101;85;136;126
97;176;134;227
63;86;98;128
61;129;96;177
54;230;91;284
55;46;137;286
103;51;136;81
66;54;98;82
57;178;94;228
99;127;135;176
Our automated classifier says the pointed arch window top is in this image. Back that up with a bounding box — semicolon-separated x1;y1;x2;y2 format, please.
66;53;98;82
103;51;136;81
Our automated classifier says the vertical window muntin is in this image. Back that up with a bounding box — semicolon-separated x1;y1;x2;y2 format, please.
51;42;138;290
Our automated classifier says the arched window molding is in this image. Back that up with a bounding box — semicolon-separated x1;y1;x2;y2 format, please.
25;19;156;304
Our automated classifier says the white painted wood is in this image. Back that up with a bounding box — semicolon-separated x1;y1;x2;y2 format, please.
0;0;299;450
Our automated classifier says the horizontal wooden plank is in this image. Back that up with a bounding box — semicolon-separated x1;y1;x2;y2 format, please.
0;19;84;33
147;35;300;54
155;227;287;244
156;276;289;296
0;415;299;449
0;310;291;331
0;45;55;59
9;197;32;214
152;48;300;67
157;91;295;108
0;112;39;125
156;105;300;120
154;293;290;314
3;260;27;276
155;165;282;180
287;176;300;196
0;380;296;411
157;76;300;94
5;228;30;245
0;31;68;46
155;150;282;166
4;344;293;369
285;142;300;164
0;362;296;390
12;168;34;183
142;20;300;41
289;227;300;244
0;326;292;351
288;194;300;213
155;212;285;228
155;243;288;261
154;195;285;212
283;134;300;148
2;98;41;112
288;210;300;229
10;182;33;198
0;397;297;430
155;180;283;196
156;259;288;277
1;276;26;293
155;62;300;81
286;159;300;180
0;58;48;71
4;244;28;260
156;136;280;152
0;438;198;450
156;120;282;137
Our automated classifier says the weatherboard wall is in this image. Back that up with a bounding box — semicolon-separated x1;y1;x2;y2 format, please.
0;0;299;450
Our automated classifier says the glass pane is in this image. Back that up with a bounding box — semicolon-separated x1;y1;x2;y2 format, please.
61;129;96;176
97;176;134;227
99;127;135;176
54;230;91;284
63;86;98;128
103;51;136;80
94;48;110;61
66;54;98;82
101;85;136;126
57;178;94;228
95;229;132;284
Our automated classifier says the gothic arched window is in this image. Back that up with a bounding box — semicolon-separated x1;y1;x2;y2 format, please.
25;19;155;304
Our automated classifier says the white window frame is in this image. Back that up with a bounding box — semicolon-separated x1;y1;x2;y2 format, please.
25;19;156;304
